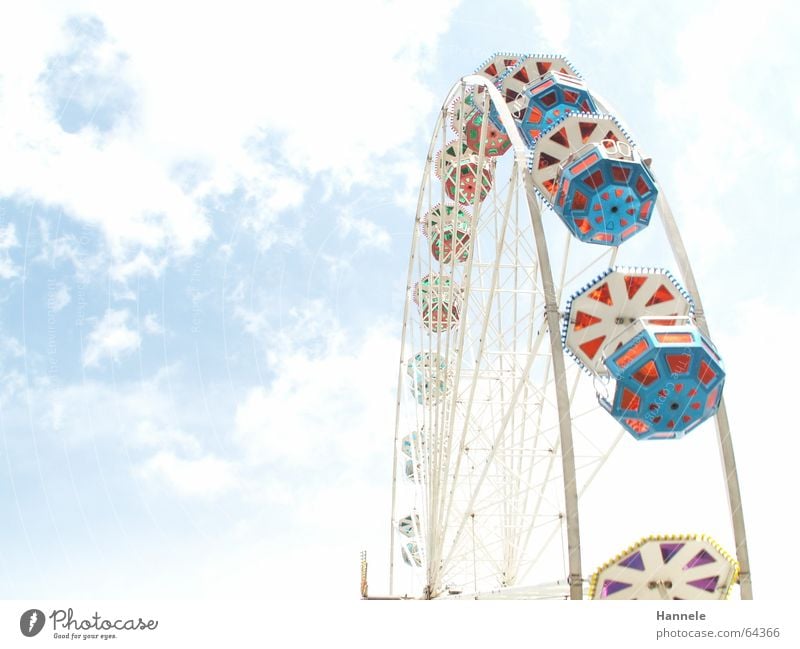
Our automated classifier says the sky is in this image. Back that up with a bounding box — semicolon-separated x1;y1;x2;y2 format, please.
0;0;798;602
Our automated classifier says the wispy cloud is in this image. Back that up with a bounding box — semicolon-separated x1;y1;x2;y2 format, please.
82;308;141;367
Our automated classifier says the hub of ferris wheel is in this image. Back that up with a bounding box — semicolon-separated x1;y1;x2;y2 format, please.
389;51;745;601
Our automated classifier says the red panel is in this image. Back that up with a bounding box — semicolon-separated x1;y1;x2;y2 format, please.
698;360;717;385
620;388;641;412
563;89;579;103
513;67;530;83
645;284;675;306
593;232;614;243
706;387;719;409
579;335;606;360
587;282;613;305
624;275;647;299
574;218;592;234
540;91;558;108
632;361;659;386
666;354;691;375
484;63;498;76
610;166;632;182
537;61;551;75
572;191;588;211
583;169;605;189
579;121;598;142
538;152;560;169
574;310;602;331
635;176;650;196
549;127;569;147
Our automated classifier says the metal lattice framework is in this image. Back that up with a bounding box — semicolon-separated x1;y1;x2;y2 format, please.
387;54;751;601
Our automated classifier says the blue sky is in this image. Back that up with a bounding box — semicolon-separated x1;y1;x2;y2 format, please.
0;0;798;600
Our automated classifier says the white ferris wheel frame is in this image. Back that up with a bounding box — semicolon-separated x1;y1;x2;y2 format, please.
388;73;752;600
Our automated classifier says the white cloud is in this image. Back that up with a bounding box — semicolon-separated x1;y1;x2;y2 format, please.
651;2;793;270
47;281;71;312
0;0;459;279
529;0;571;52
82;307;141;367
338;210;391;251
0;223;20;279
142;312;163;335
234;323;397;468
137;450;238;498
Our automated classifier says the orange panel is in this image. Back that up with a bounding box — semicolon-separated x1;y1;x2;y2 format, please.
579;335;606;360
624;275;647;299
574;310;602;331
569;153;599;175
656;332;694;343
574;218;592;234
625;418;649;435
665;354;691;375
645;284;675;306
614;338;650;369
587;282;613;305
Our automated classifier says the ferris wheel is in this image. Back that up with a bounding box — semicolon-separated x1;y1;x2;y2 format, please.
386;53;752;600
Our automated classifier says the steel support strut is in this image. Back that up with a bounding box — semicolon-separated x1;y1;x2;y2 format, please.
656;192;753;599
522;174;584;600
